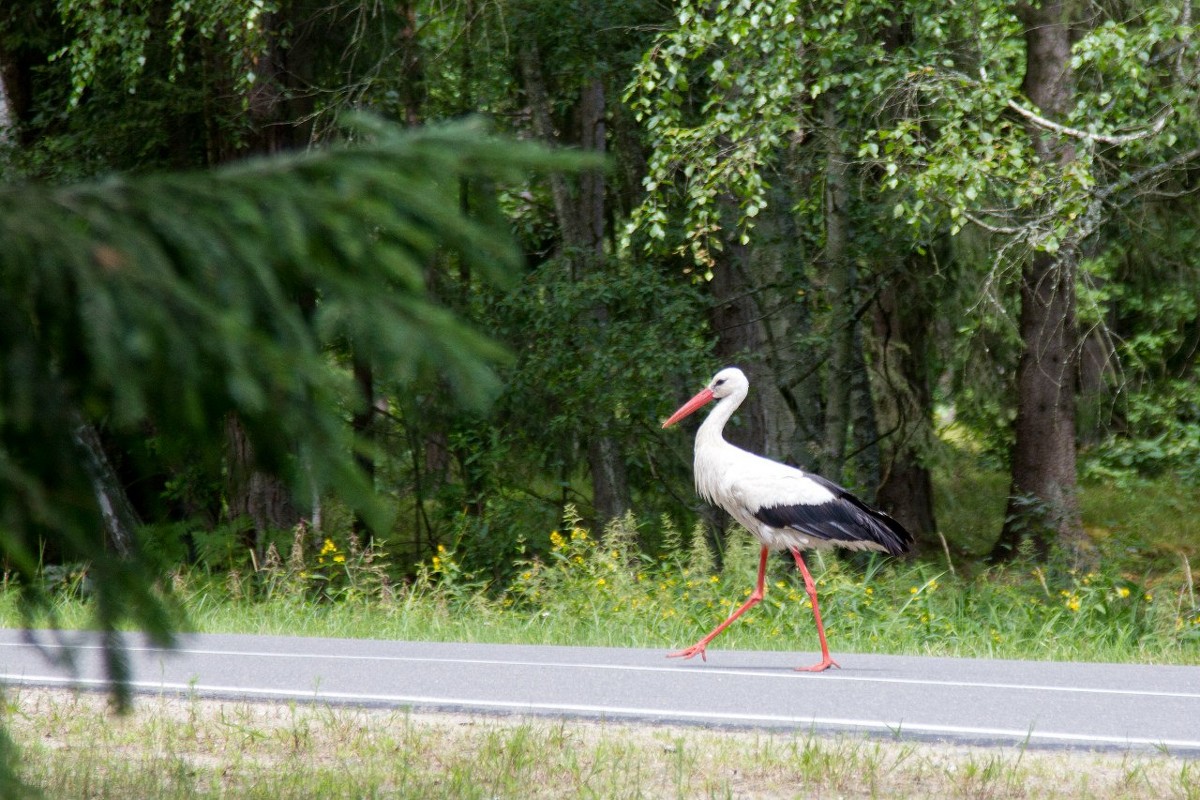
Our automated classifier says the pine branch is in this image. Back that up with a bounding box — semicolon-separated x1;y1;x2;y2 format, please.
0;117;585;700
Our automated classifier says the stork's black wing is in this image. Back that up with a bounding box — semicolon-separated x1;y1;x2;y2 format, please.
753;473;913;556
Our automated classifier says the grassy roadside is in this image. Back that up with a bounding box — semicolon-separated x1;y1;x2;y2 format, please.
6;688;1198;799
0;471;1197;798
2;477;1198;665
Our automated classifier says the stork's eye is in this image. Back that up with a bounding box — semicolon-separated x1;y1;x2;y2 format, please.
714;378;726;387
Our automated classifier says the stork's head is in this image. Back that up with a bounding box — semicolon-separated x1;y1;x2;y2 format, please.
708;367;748;399
662;367;748;428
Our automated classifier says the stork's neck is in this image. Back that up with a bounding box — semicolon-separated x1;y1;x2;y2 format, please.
696;385;746;452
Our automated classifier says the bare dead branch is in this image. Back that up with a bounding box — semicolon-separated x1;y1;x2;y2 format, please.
1006;99;1171;146
1096;144;1200;201
963;211;1023;235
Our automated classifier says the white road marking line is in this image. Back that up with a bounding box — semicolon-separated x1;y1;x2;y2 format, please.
3;640;1198;701
3;672;1199;750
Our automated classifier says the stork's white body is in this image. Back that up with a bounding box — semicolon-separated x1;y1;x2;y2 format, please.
693;434;837;551
662;366;913;671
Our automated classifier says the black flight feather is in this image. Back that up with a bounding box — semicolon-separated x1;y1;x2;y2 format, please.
752;474;913;556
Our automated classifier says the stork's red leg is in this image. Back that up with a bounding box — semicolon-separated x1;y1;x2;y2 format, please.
790;548;839;672
668;545;770;661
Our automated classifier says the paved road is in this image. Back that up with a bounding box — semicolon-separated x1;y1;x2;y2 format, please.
1;629;1198;753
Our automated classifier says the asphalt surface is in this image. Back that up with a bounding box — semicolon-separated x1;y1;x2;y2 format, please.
1;629;1198;754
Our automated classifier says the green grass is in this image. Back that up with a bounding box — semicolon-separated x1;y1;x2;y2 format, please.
6;688;1199;799
3;477;1197;666
164;539;1195;665
2;468;1198;668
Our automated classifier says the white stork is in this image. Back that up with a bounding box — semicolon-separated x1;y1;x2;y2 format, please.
662;366;913;671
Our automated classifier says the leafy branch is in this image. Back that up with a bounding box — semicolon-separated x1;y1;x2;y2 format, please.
0;116;584;705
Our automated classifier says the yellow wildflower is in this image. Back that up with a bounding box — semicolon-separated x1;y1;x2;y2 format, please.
1117;586;1130;599
550;531;566;550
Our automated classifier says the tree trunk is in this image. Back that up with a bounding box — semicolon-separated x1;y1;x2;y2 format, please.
225;416;300;560
707;236;763;448
0;54;13;142
872;263;938;544
396;0;426;128
993;248;1084;562
848;316;881;499
0;33;35;146
221;9;320;549
578;76;631;523
350;358;377;545
751;183;822;469
992;0;1088;564
707;182;820;469
1077;320;1117;446
819;94;856;481
519;42;588;255
519;42;630;524
71;413;138;558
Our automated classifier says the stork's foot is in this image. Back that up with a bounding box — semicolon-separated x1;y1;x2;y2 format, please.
794;657;840;673
667;643;709;661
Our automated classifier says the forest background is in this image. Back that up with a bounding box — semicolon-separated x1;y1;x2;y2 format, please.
0;0;1199;671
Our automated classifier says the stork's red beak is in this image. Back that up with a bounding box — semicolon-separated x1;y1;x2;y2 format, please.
662;388;715;428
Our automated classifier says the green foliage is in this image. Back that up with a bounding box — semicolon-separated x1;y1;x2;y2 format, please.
1085;409;1200;485
52;0;274;107
623;0;1030;258
861;2;1200;257
1075;205;1200;484
0;117;579;701
237;524;395;605
624;0;811;264
394;252;715;561
492;255;711;456
625;0;1200;500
